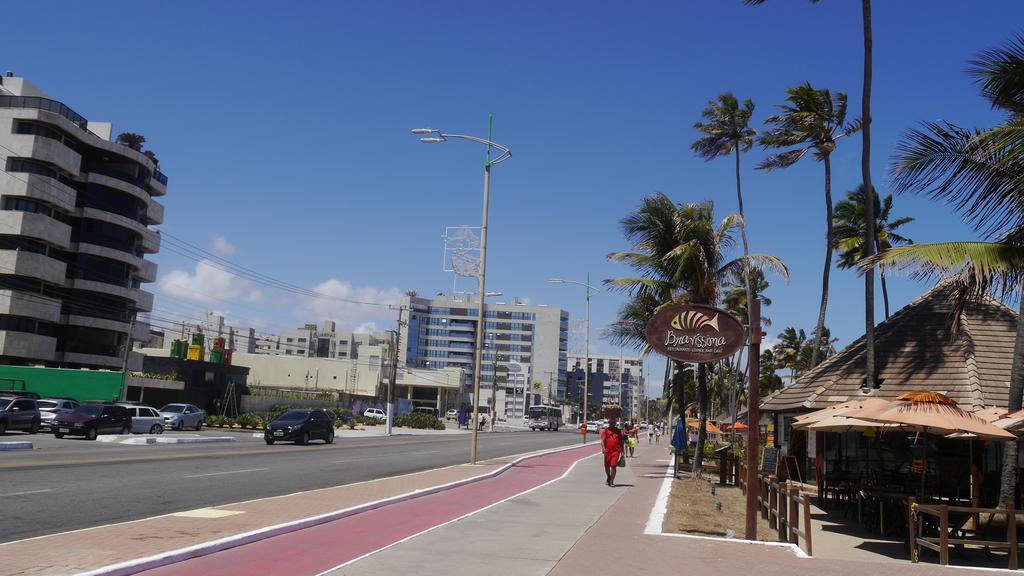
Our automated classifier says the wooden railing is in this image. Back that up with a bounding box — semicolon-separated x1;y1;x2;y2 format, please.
910;498;1021;569
738;472;812;555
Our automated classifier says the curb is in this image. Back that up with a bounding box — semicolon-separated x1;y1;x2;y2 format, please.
0;441;32;450
81;440;597;576
120;437;237;445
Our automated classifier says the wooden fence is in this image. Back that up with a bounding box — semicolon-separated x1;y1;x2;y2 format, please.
736;460;812;555
910;498;1021;569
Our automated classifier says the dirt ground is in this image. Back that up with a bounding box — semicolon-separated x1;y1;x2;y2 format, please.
663;474;776;542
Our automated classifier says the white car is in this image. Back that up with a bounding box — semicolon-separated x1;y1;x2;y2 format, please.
36;398;80;431
363;408;386;420
585;421;601;433
119;404;165;434
446;409;458;421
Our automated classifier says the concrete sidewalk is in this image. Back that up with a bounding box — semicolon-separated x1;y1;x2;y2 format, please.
332;448;620;575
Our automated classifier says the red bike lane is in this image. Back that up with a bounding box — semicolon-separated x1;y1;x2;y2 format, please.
136;443;600;576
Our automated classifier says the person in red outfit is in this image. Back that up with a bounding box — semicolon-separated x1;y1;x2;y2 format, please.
601;418;625;487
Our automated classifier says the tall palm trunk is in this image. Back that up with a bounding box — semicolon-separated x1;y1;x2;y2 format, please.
998;294;1024;507
876;238;891;318
811;154;834;368
862;0;877;388
735;147;754;320
693;363;710;471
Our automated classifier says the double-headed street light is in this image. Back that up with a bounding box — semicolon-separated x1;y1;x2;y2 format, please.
549;275;601;442
412;118;511;465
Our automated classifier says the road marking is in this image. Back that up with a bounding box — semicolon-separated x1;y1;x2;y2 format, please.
0;488;53;497
171;508;245;519
184;468;268;478
332;449;443;464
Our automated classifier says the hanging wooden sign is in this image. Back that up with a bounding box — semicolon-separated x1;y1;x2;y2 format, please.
644;303;745;363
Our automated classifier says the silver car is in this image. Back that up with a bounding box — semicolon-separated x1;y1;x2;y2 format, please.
119;404;165;434
158;404;204;431
37;398;80;431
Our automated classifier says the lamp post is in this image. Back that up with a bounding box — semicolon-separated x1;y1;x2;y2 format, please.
412;119;511;465
549;275;600;442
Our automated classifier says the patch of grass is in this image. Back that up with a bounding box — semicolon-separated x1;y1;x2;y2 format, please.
663;475;775;541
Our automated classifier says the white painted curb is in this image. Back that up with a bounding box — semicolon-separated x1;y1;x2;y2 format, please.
80;441;597;576
118;436;236;445
0;441;32;450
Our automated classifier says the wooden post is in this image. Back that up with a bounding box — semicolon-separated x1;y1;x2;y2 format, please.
778;481;788;543
939;505;949;566
745;299;762;540
789;484;800;544
1009;501;1018;571
803;492;813;556
908;497;917;563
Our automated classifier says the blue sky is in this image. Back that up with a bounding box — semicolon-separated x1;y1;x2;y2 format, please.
4;1;1023;389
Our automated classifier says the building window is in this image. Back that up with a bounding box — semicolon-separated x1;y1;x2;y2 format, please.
297;349;304;354
298;337;307;343
286;338;293;343
285;350;292;355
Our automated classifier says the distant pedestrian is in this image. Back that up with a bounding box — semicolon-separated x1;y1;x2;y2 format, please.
671;418;689;465
601;418;625;487
625;422;638;457
654;423;663;444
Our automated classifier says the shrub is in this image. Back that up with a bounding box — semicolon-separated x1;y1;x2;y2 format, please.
393;412;445;430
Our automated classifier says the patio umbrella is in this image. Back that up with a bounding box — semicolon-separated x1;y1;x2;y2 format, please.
687;419;722;434
805;414;902;433
791;398;894;429
845;391;1014;499
974;407;1008;423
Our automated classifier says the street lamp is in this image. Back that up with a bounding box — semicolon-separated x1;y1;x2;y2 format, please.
412;118;511;465
549;275;601;443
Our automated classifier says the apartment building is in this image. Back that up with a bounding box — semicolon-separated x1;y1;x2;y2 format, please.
400;294;569;419
0;75;165;369
567;353;644;417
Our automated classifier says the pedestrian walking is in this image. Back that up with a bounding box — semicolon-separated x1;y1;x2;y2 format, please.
670;417;689;465
626;422;638;457
601;417;625;487
654;422;663;444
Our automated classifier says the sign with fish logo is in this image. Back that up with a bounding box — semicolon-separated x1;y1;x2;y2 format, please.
644;303;745;363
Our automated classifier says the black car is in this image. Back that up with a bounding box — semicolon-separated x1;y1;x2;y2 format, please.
53;404;132;440
265;409;335;445
0;396;41;434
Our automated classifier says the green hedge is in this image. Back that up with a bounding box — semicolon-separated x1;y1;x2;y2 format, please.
393;412;445;430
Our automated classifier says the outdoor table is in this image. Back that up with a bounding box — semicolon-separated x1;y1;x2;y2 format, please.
858;488;914;536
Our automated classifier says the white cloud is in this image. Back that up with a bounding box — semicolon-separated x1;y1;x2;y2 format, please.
353;322;379;334
209;236;236;257
159;260;262;304
301;279;402;332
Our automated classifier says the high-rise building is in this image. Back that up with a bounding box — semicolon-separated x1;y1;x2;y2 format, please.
0;75;165;369
399;294;569;417
566;354;644;418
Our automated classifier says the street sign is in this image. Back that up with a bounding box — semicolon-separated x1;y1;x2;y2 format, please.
644;303;745;363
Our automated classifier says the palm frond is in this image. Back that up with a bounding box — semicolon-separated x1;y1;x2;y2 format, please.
968;33;1024;115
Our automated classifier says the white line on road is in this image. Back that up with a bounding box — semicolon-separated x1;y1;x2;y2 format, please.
183;468;268;478
0;488;53;497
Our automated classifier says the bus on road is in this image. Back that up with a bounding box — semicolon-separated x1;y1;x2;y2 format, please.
527;405;562;431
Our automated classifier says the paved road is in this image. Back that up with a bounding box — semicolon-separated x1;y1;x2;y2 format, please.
0;428;580;543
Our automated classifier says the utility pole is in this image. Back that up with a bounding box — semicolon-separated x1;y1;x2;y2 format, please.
386;306;405;437
120;314;135;402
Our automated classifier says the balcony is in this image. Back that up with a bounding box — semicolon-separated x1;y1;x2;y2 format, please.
0;249;66;285
0;289;60;322
0;95;88;130
0;172;77;211
0;209;72;249
0;331;57;362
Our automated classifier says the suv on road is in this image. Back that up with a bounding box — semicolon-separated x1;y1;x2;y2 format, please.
37;398;80;431
0;396;41;435
54;404;132;440
158;404;204;431
265;409;335;445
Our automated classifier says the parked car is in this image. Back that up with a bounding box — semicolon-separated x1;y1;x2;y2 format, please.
36;398;80;431
363;408;386;420
413;406;438;417
118;404;165;434
159;404;204;431
0;396;41;434
446;408;458;421
54;404;131;440
585;420;601;433
264;409;335;445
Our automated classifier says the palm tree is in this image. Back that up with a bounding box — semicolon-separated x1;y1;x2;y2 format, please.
799;326;839;368
759;82;860;369
722;267;772;328
866;35;1024;506
744;0;878;426
833;186;914;318
773;327;808;383
606;195;787;470
759;349;785;396
692;93;758;328
116;132;146;151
